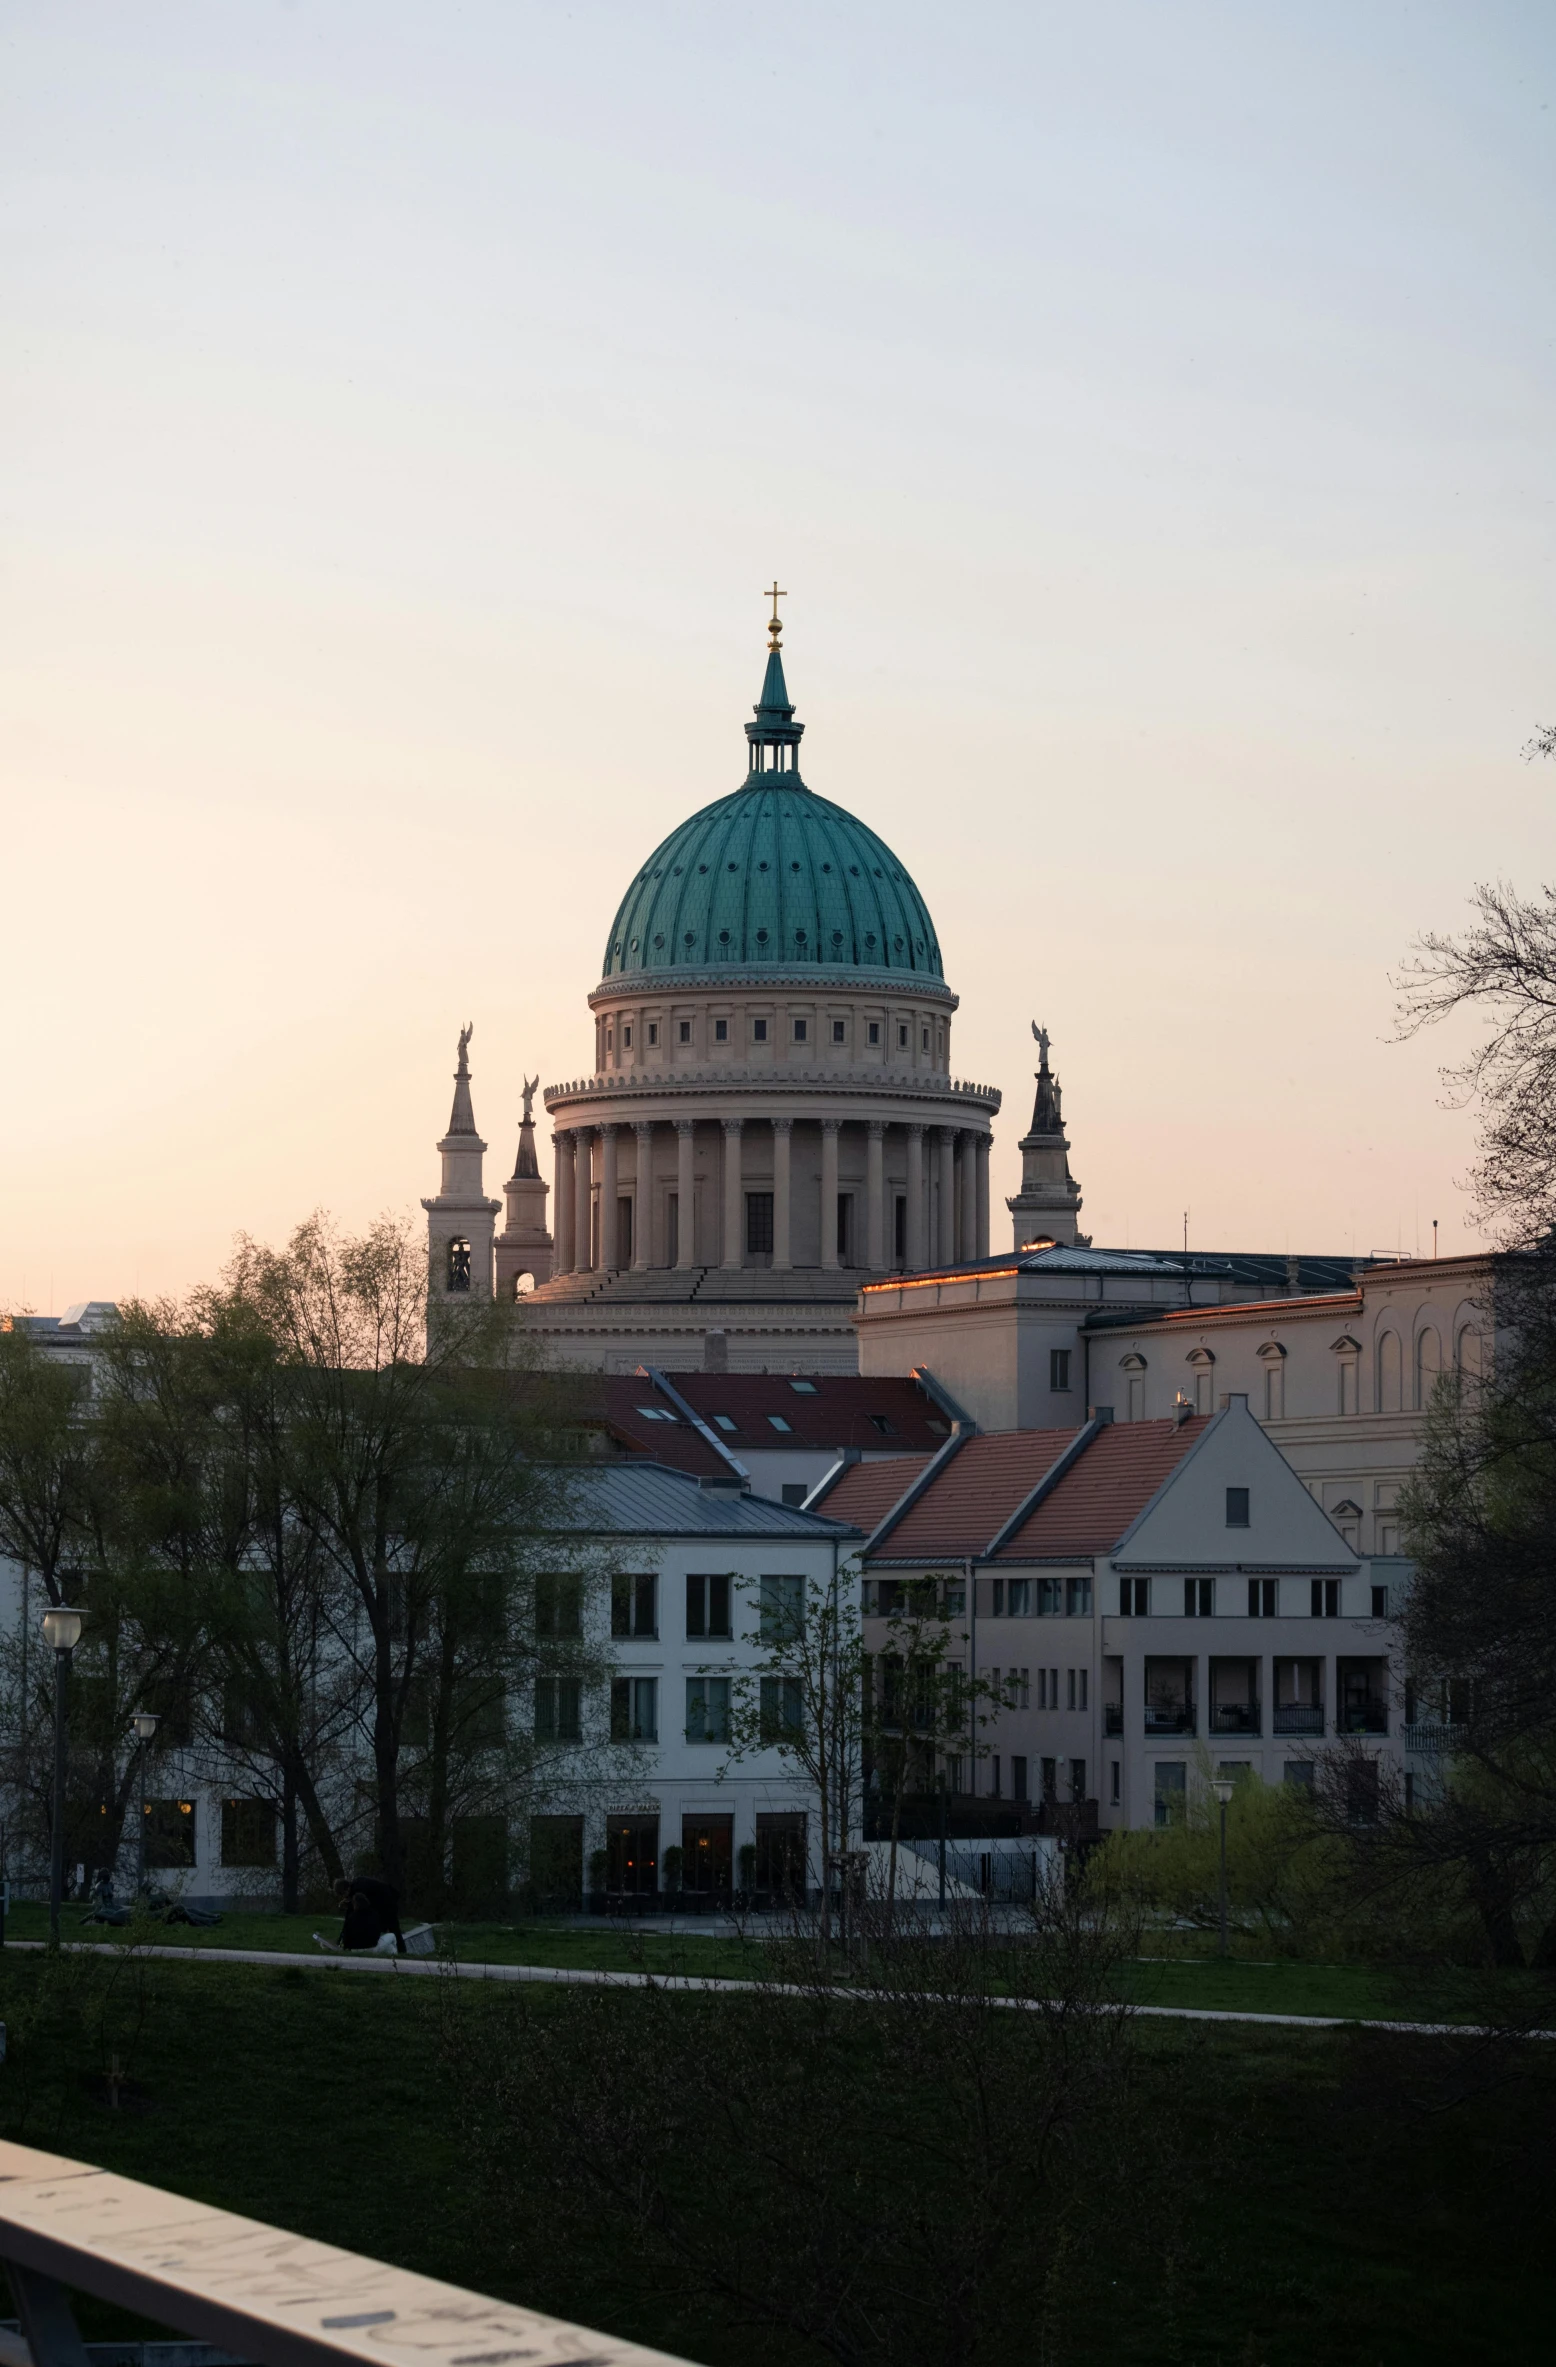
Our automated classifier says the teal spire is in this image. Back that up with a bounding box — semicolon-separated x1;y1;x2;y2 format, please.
745;583;805;779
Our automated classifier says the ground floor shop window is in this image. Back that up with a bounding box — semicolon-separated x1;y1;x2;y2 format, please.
681;1813;733;1894
606;1816;659;1894
220;1797;276;1868
529;1814;584;1908
145;1798;196;1869
754;1811;806;1898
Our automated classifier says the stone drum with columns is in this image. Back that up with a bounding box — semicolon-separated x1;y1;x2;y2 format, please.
425;601;1000;1372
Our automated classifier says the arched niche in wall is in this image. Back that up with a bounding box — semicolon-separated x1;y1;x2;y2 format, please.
1376;1329;1403;1413
1256;1338;1287;1420
1415;1325;1443;1408
1330;1333;1361;1417
1185;1345;1216;1417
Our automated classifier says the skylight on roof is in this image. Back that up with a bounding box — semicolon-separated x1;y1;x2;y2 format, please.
768;1414;793;1433
789;1380;818;1395
711;1414;738;1433
636;1406;677;1421
868;1415;898;1435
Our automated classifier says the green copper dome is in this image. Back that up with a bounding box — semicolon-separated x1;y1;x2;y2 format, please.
600;647;944;988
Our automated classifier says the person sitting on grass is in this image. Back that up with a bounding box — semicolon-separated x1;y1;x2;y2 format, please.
319;1874;407;1954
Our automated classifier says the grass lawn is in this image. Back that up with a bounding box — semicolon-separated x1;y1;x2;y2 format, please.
5;1904;1528;2024
0;1951;1549;2367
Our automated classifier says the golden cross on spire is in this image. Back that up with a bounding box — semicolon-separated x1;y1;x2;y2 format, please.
765;579;786;650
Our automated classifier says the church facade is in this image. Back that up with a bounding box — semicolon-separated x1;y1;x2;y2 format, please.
425;606;1001;1373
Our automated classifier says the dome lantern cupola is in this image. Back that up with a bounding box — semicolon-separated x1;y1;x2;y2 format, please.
745;582;805;780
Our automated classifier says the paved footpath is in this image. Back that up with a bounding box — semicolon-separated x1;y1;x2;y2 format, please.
7;1940;1550;2039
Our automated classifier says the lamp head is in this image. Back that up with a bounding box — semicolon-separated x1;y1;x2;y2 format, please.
1211;1777;1235;1806
132;1710;159;1744
42;1606;84;1655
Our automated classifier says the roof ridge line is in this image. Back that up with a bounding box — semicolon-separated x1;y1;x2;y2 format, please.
981;1420;1101;1559
860;1427;972;1556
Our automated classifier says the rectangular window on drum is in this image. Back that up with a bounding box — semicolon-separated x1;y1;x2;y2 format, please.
746;1193;774;1254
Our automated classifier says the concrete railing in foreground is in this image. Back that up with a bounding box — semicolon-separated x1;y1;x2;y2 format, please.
0;2142;691;2367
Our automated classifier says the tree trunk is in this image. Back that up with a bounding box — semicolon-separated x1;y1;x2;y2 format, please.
423;1618;458;1917
281;1764;299;1913
290;1749;344;1889
1467;1848;1526;1968
372;1572;402;1891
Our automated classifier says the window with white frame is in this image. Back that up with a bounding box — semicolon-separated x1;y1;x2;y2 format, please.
686;1676;732;1744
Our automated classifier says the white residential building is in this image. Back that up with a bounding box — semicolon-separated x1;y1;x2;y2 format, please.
815;1397;1398;1835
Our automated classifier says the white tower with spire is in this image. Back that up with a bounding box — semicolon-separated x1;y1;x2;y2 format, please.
494;1075;554;1296
422;1024;501;1305
1006;1023;1085;1249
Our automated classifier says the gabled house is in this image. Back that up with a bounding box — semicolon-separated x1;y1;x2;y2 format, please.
814;1397;1398;1835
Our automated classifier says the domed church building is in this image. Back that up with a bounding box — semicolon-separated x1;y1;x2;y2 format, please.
425;601;1000;1373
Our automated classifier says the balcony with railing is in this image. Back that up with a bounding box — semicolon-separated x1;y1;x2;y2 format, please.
1209;1702;1261;1735
1144;1659;1196;1737
1208;1657;1260;1738
1272;1658;1324;1741
1403;1720;1466;1754
1273;1703;1325;1736
1337;1656;1389;1737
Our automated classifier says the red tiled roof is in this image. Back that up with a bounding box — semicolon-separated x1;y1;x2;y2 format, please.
867;1429;1083;1559
821;1452;935;1532
994;1416;1207;1558
666;1372;955;1452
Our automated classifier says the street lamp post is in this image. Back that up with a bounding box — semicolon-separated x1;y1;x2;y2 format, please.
41;1606;84;1947
1212;1775;1235;1959
131;1711;159;1899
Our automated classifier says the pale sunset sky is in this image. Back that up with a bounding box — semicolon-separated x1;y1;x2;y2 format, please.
4;3;1553;1310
